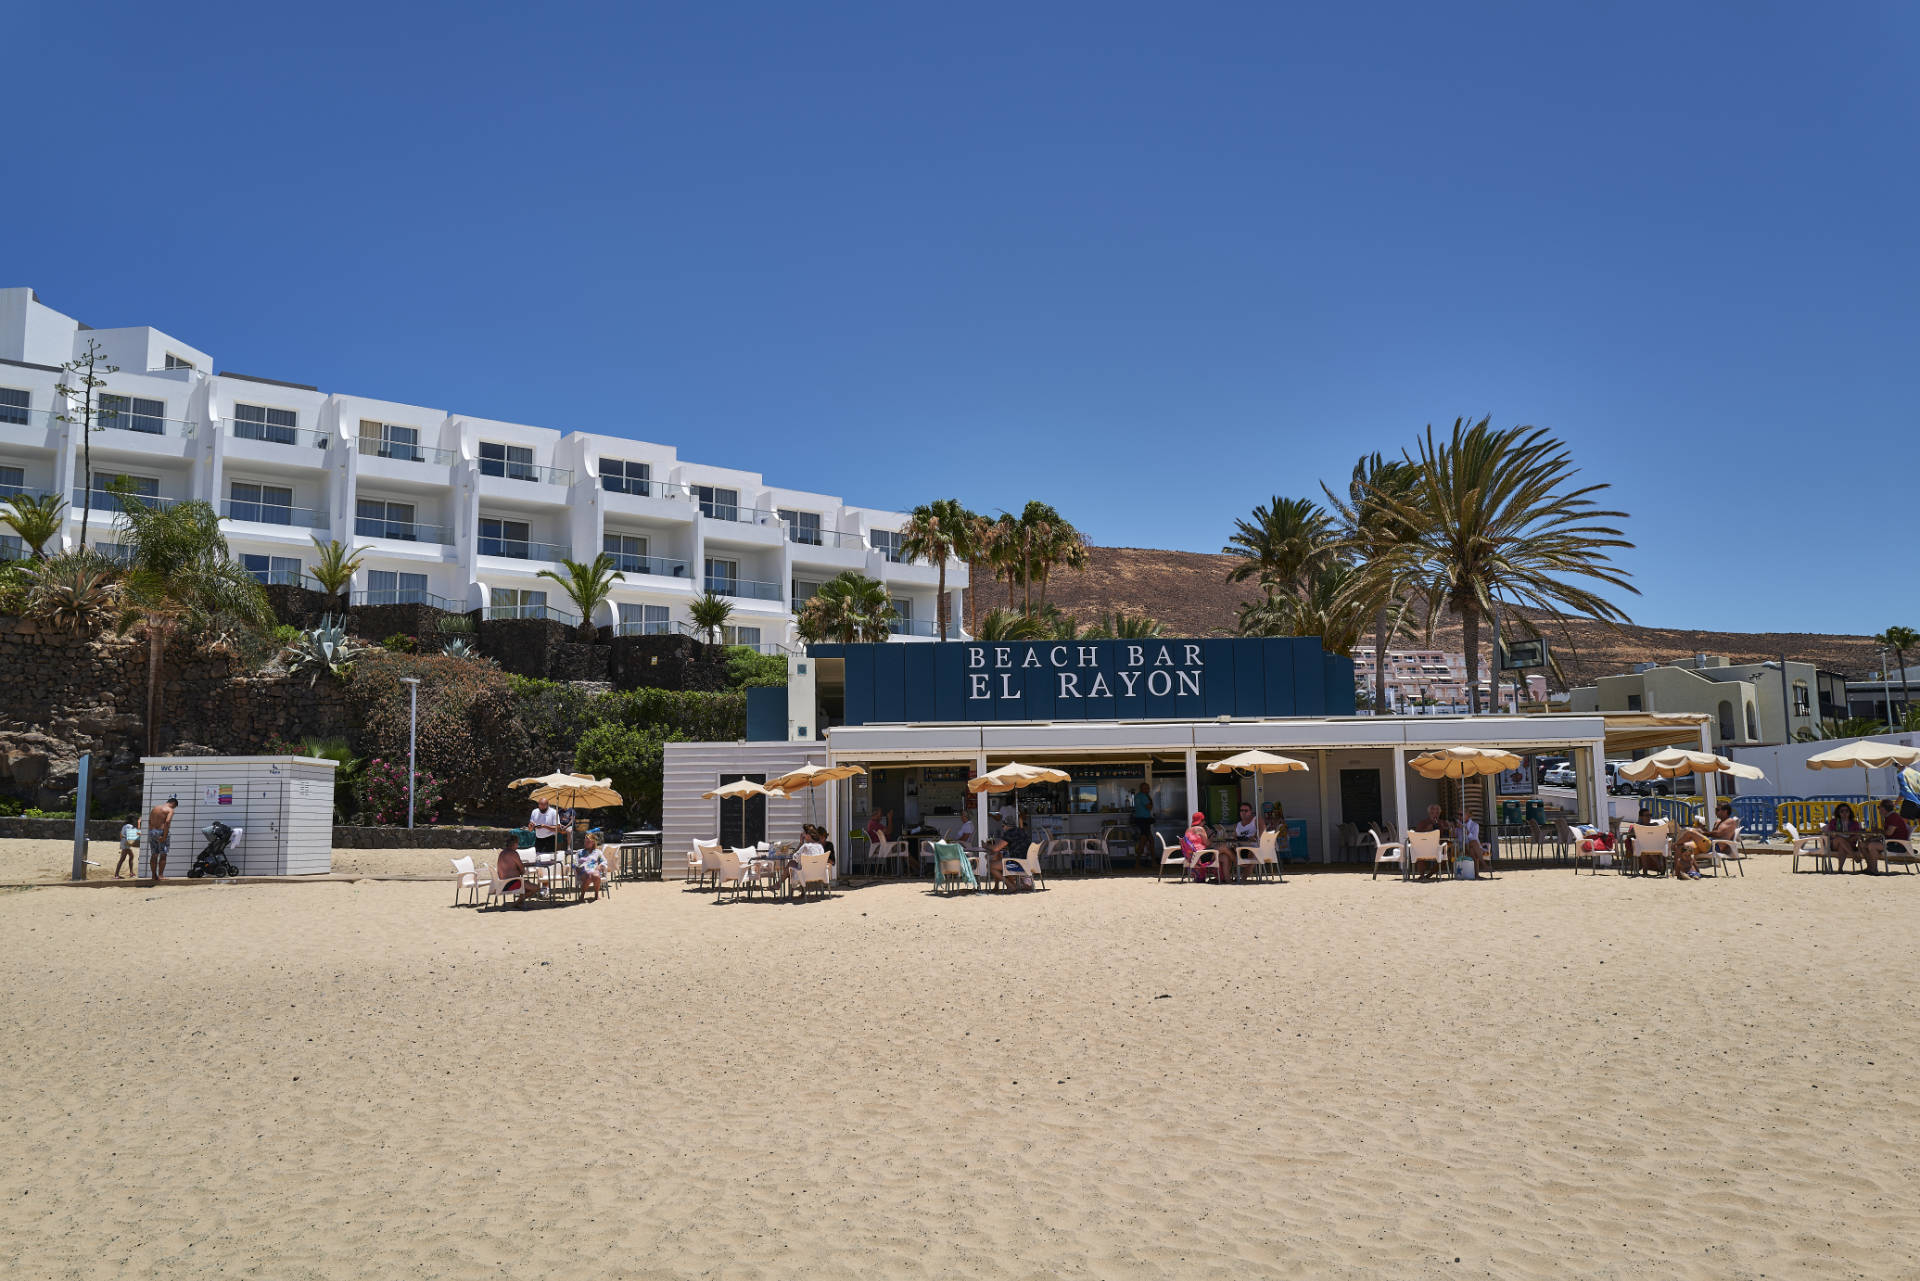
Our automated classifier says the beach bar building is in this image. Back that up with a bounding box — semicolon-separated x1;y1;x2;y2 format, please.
663;639;1721;875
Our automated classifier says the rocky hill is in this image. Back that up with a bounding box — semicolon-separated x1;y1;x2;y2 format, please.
963;545;1883;688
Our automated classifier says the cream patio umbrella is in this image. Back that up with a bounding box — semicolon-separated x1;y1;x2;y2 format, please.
703;778;775;852
1806;740;1920;810
966;762;1072;794
1617;748;1765;829
1206;750;1310;848
527;776;624;809
766;762;867;833
1409;747;1523;880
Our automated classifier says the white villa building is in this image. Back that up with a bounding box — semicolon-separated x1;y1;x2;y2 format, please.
0;287;964;647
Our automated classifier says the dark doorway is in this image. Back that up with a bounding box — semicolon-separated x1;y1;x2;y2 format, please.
1340;769;1382;830
717;772;766;848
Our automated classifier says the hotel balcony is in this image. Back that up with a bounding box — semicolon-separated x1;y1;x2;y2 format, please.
600;477;698;524
0;407;61;452
478;534;568;563
705;574;783;603
90;409;196;462
351;586;465;611
888;617;939;638
354;515;453;545
787;527;872;571
699;501;786;548
355;435;461;488
222;499;330;531
607;550;694;582
483;602;581;626
0;481;56;502
476;458;572;505
222;418;334;471
72;487;185;514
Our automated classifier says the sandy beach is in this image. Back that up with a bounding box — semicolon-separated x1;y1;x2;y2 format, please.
3;841;1917;1280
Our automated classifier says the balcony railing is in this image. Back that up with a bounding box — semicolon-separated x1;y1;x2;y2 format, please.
355;516;452;544
248;567;322;589
0;482;53;502
225;419;332;450
601;477;693;501
99;409;193;438
478;535;568;562
611;619;674;637
72;487;183;514
351;587;465;611
606;551;692;579
479;459;572;487
0;407;59;433
705;576;783;602
223;500;329;529
888;617;937;637
700;502;783;527
483;602;581;626
356;436;459;466
787;528;867;550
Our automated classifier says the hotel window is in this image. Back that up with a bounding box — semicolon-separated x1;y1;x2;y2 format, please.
618;602;671;635
360;420;423;461
230;481;295;524
100;394;166;434
605;532;650;571
721;625;762;648
479;441;536;480
792;579;826;607
694;485;739;521
600;459;651;496
1792;683;1811;715
779;509;821;545
240;553;302;586
164;353;194;371
357;498;419;540
478;517;530;557
704;557;738;594
0;387;28;425
0;464;23;496
234;403;298;444
367;569;430;605
870;528;906;562
94;473;159;506
490;586;547;618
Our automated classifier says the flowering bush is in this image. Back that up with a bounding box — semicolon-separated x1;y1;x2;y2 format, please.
360;757;444;826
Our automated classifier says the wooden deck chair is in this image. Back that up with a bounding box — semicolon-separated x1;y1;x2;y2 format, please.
1367;828;1405;879
932;841;977;893
1407;829;1450;880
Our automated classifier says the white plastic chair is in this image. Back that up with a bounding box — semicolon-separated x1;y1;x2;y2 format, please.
1077;837;1111;874
450;856;486;906
1155;832;1188;882
1703;823;1744;877
1626;822;1671;875
1882;837;1919;874
487;859;527;908
1407;829;1450;879
1236;829;1280;882
1023;840;1050;889
792;849;833;899
1367;828;1405;879
689;838;720;886
710;848;752;901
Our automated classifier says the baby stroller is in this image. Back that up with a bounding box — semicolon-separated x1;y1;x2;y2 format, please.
188;821;243;879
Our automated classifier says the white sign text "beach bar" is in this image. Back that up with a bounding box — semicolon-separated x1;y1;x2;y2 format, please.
965;643;1205;701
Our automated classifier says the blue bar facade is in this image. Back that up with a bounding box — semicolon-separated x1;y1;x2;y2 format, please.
812;638;1357;726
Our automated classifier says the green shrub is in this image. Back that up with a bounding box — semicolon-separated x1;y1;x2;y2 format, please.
21;807;77;819
600;687;746;741
0;795;22;817
725;645;789;689
575;722;680;824
270;623;302;647
345;651;527;821
0;562;32;615
382;633;417;653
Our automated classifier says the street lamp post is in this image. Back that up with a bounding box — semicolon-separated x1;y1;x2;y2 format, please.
400;676;421;829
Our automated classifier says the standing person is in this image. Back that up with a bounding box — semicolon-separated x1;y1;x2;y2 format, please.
114;815;140;879
558;805;576;854
145;796;178;880
529;799;563;857
1131;784;1155;860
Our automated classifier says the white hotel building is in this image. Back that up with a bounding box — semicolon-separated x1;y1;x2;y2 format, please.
0;288;964;647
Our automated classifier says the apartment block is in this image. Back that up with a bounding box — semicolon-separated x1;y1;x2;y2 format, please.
0;288;964;648
1351;647;1548;713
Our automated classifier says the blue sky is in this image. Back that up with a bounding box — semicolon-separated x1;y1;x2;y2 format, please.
9;2;1916;634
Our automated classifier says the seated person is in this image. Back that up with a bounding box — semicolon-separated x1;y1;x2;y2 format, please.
1181;812;1220;882
956;813;976;846
1861;799;1910;875
1826;803;1865;870
575;832;609;901
802;824;836;858
1457;813;1490;876
1410;804;1451;878
496;843;530;902
1233;802;1261;841
987;814;1034;889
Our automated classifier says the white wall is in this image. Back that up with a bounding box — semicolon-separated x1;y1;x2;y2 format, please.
1727;732;1919;799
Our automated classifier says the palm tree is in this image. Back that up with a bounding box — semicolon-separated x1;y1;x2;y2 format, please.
900;499;977;639
972;606;1047;641
1;492;67;560
1324;455;1424;713
983;512;1021;610
1235;562;1364;655
109;488;274;754
1080;610;1162;639
308;537;364;612
1375;417;1636;714
1222;497;1334;605
796;571;894;643
1874;625;1917;717
1031;508;1089;611
538;553;625;641
689;591;733;656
